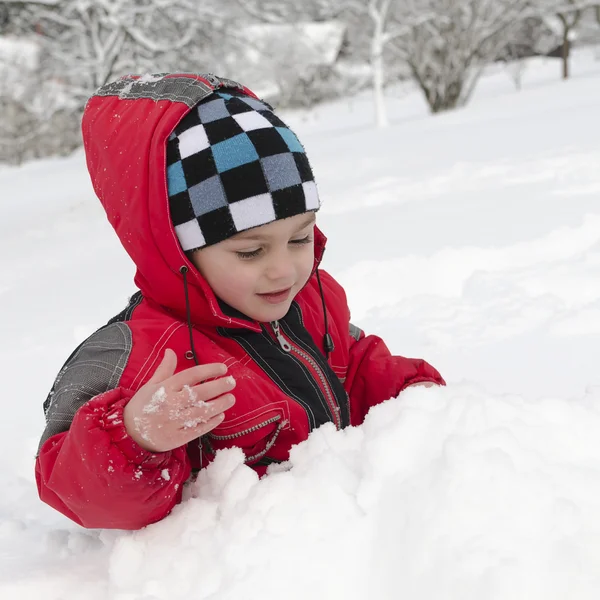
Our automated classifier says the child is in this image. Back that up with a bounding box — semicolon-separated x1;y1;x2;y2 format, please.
36;73;444;530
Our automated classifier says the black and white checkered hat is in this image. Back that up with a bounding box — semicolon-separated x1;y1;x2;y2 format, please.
167;89;320;252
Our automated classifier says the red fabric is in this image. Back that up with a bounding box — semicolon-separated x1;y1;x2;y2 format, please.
36;388;189;529
36;75;444;529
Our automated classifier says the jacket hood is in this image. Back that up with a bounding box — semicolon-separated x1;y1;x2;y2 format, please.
82;73;326;332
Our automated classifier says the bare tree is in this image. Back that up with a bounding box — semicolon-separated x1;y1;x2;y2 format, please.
498;17;551;90
233;0;412;126
556;4;580;78
339;0;435;127
388;0;530;114
533;1;599;79
0;0;228;162
341;0;534;122
34;0;221;108
0;30;81;164
361;0;431;127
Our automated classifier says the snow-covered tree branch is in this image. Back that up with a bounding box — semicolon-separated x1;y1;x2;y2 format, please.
3;0;600;161
531;1;599;78
34;0;221;107
338;0;433;127
390;0;531;113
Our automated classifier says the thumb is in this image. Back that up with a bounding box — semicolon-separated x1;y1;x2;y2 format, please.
147;348;177;385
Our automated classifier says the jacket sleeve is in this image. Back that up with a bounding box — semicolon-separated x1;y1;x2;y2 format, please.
316;270;445;425
35;323;191;530
344;328;445;424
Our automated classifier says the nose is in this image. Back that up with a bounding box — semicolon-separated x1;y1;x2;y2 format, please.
265;246;295;283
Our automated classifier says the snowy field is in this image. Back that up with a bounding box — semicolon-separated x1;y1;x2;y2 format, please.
1;51;600;599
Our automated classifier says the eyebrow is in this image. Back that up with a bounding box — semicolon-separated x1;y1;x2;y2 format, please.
232;214;316;242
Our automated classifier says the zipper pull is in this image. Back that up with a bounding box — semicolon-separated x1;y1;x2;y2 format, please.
271;321;291;352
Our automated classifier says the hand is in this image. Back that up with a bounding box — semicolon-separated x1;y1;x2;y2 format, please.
123;349;236;453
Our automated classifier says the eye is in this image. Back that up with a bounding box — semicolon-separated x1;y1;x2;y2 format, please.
235;248;263;260
289;235;312;246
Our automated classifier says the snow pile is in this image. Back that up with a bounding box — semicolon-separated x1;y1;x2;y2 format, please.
5;385;600;599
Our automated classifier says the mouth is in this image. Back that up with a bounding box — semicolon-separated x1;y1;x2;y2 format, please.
257;287;293;304
259;287;292;295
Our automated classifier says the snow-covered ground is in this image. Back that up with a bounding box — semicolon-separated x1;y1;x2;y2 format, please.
1;51;600;599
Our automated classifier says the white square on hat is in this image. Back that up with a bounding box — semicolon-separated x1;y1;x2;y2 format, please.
175;219;206;251
177;124;210;159
303;181;320;210
229;193;276;231
232;111;273;132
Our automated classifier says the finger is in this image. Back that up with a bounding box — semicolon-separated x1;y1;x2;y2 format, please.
147;349;177;385
182;412;227;439
184;376;236;405
175;393;236;428
169;362;228;391
166;413;227;450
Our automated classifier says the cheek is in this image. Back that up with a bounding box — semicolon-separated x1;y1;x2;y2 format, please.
218;263;258;296
298;246;316;282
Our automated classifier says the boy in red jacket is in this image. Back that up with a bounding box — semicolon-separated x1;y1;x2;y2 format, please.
36;74;444;530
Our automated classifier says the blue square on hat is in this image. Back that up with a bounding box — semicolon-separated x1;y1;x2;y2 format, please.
262;153;302;191
276;127;304;153
167;160;187;196
212;133;260;173
197;98;230;124
240;96;270;112
189;175;228;217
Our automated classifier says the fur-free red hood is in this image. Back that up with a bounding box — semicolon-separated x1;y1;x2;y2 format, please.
82;74;326;331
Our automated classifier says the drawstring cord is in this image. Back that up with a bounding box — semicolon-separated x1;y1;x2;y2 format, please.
179;265;333;364
179;266;200;365
316;269;335;360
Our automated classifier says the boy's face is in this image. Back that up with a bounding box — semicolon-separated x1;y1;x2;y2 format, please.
190;213;317;322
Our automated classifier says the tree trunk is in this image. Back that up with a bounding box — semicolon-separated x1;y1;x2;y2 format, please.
562;29;570;80
430;89;462;113
424;77;463;114
371;35;388;128
557;10;581;81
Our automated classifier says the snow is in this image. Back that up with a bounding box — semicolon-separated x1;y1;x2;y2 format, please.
240;21;345;67
1;49;600;598
0;35;40;101
137;74;166;84
0;35;39;71
143;387;168;414
233;21;346;100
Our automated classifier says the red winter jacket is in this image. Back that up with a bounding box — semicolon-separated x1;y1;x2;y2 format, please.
35;74;444;530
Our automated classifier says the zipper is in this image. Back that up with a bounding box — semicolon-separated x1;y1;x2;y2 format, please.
271;321;291;351
270;321;342;430
246;419;287;463
207;414;282;441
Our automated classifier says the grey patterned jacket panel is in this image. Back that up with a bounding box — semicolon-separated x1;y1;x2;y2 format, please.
38;322;133;452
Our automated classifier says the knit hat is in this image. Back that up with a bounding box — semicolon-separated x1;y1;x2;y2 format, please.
167;87;320;252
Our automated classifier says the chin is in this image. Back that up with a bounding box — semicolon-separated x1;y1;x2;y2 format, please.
253;302;291;323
